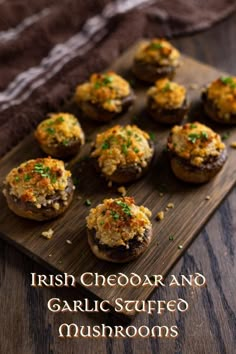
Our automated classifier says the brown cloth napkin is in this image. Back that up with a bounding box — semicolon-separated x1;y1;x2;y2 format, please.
0;0;235;157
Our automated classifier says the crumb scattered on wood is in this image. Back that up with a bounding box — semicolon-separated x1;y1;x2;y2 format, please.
230;141;236;148
48;254;53;257
178;245;183;249
156;211;164;221
117;186;127;196
167;203;174;209
41;228;54;240
159;193;164;197
205;195;211;200
189;83;199;90
66;240;72;245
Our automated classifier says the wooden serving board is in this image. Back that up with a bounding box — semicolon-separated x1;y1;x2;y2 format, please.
0;42;235;318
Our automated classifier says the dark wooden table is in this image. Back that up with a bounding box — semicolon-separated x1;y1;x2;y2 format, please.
1;12;236;354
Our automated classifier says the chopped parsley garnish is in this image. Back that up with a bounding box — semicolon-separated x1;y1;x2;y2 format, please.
85;199;92;206
121;144;128;155
24;174;31;182
221;131;230;140
103;75;113;85
201;131;208;140
133;147;139;153
188;132;208;144
15;176;20;182
101;140;110;150
46;127;55;135
190;123;197;129
220;76;236;89
162;82;172;93
100;221;105;225
33;163;57;183
110;210;120;220
94;82;102;89
149;42;163;50
62;139;69;146
115;200;132;217
188;133;199;144
149;132;155;141
56;116;65;123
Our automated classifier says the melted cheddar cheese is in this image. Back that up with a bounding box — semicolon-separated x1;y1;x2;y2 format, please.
35;113;85;146
206;77;236;119
168;122;225;166
135;39;180;66
4;157;71;205
74;72;131;113
91;125;153;176
147;78;186;109
86;197;152;247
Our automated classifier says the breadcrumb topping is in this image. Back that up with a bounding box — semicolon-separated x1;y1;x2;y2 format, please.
91;125;153;176
135;39;180;66
74;71;131;113
147;78;186;109
168;122;225;166
206;77;236;119
86;197;152;247
5;157;71;204
35;113;85;147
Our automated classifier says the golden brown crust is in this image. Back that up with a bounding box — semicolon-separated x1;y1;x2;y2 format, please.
3;157;74;220
202;77;236;124
147;79;188;124
74;72;135;121
133;39;180;83
86;197;152;262
91;125;154;183
35;113;85;158
167;122;227;183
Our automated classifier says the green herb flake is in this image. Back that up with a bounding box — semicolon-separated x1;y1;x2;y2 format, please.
94;82;102;89
62;139;69;146
24;174;31;182
101;140;110;150
162;82;172;93
115;200;132;217
169;235;174;241
46;127;55;135
221;132;230;140
201;131;208;140
110;210;120;221
103;75;113;85
14;176;20;182
85;199;92;206
51;176;57;184
56;116;65;123
149;132;155;141
190;123;197;129
121;144;128;155
220;76;236;88
149;42;163;50
133;147;140;153
100;220;105;225
188;133;200;144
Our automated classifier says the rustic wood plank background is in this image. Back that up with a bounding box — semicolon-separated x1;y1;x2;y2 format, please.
0;12;236;354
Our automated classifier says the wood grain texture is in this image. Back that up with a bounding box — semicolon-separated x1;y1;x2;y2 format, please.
0;40;235;316
0;12;236;354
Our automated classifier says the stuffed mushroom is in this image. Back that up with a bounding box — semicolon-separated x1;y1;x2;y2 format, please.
3;157;74;221
147;78;189;124
35;113;85;159
167;122;227;183
91;125;154;184
74;71;135;122
86;197;152;263
133;39;180;83
202;76;236;124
